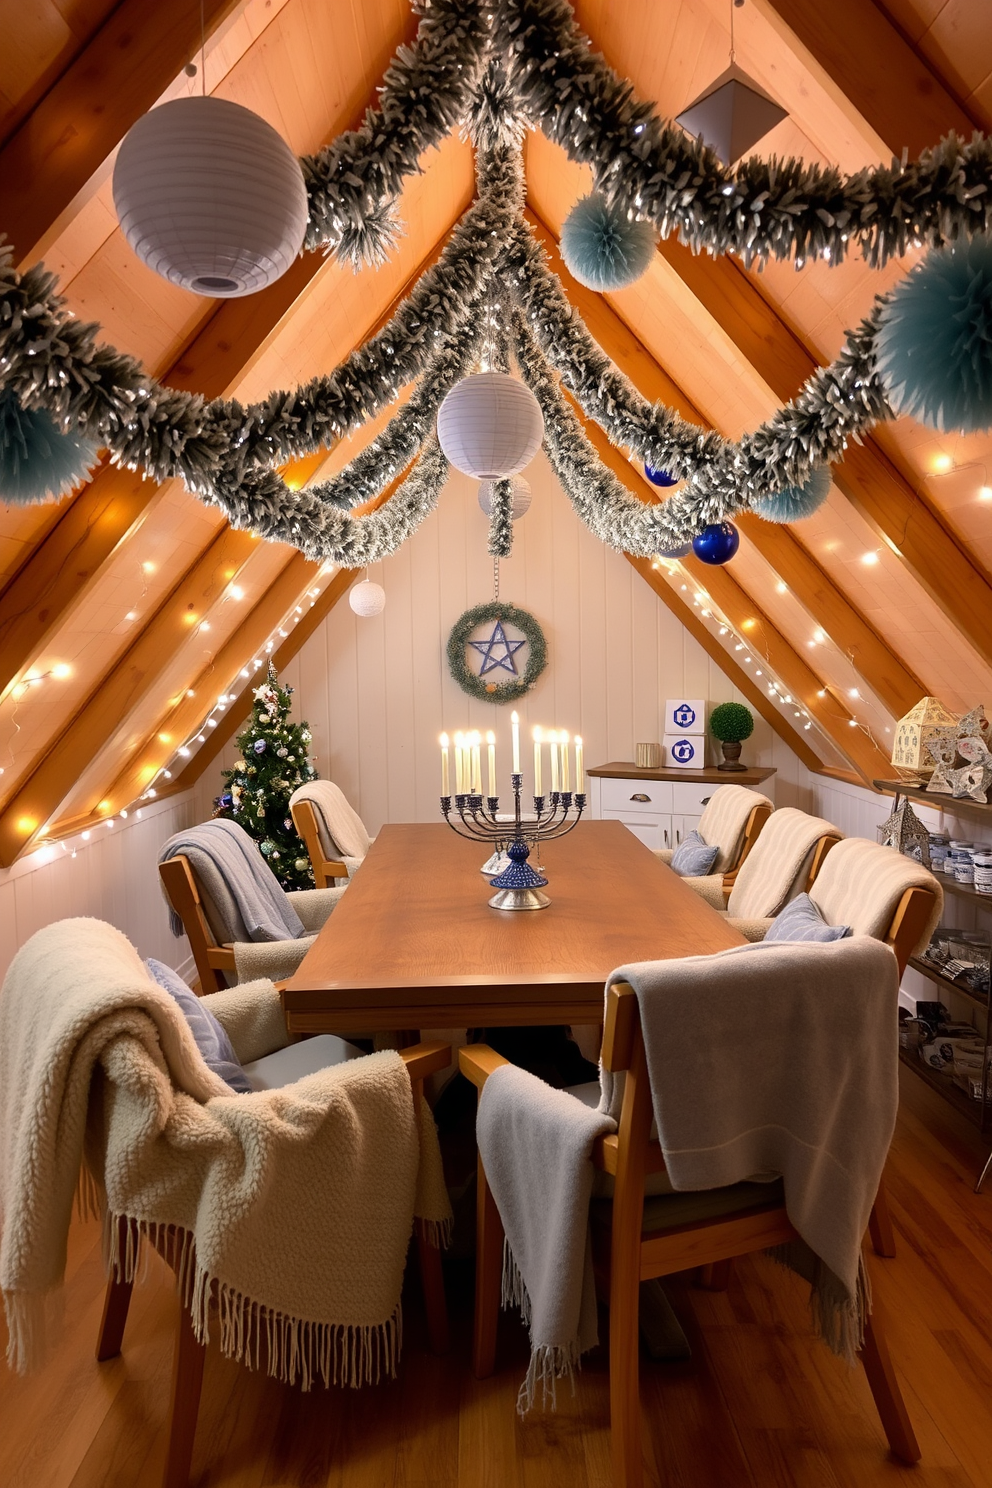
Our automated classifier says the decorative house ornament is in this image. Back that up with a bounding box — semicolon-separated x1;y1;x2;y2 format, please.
891;696;959;781
446;600;547;704
560;191;656;291
874;236;992;434
478;475;532;519
878;798;931;869
113;96;308;297
0;388;97;505
437;372;543;479
348;579;386;617
675;63;788;167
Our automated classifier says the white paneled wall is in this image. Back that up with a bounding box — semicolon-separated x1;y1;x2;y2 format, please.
0;792;196;981
196;453;811;827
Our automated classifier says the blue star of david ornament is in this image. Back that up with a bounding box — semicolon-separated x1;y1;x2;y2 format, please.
468;619;527;676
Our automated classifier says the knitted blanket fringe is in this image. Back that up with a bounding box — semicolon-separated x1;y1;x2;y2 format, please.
766;1241;872;1366
502;1239;581;1416
104;1212;403;1391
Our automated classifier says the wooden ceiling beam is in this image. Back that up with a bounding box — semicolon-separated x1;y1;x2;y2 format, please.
527;210;925;718
0;525;259;865
572;409;881;776
656;236;992;671
629;556;825;774
759;0;979;154
1;0;245;268
0;221;455;708
56;550;320;832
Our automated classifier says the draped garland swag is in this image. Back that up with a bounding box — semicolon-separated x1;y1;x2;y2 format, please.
1;0;990;564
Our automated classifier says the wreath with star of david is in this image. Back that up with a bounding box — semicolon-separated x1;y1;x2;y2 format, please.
446;601;548;705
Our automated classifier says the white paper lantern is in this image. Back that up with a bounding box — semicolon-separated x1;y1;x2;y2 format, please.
349;580;386;617
113;96;308;297
477;475;532;520
437;373;543;479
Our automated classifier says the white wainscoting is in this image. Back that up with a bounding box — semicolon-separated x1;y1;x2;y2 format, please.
0;791;197;981
194;453;811;829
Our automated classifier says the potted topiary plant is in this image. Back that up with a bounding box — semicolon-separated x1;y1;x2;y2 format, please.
709;701;754;771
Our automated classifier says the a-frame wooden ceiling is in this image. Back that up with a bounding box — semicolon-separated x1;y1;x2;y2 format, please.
0;0;990;864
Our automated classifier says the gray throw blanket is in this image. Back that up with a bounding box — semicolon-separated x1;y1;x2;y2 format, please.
476;1063;615;1413
158;819;305;943
600;936;900;1361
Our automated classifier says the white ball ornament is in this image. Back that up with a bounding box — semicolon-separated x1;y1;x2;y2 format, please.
437;373;543;479
349;580;386;617
477;475;532;520
113;96;308;297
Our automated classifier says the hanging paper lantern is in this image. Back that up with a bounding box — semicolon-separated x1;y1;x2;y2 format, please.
656;542;692;559
675;64;788;167
875;236;992;433
692;522;740;565
644;463;679;488
0;389;97;506
560;192;657;292
752;466;832;524
349;579;386;617
113;97;308;298
437;373;543;479
477;475;532;520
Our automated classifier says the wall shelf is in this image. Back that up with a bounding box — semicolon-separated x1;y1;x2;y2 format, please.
909;955;989;1013
872;778;992;832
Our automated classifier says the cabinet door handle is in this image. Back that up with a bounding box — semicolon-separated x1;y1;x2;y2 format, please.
664;830;669;846
630;792;651;802
676;829;682;844
701;795;712;805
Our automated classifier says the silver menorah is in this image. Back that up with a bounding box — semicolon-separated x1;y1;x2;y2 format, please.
441;774;586;909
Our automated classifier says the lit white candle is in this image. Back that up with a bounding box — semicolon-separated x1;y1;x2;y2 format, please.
472;732;482;794
574;735;584;793
440;732;450;796
532;725;543;795
511;710;521;774
454;731;465;794
486;730;497;796
550;730;559;793
561;730;570;792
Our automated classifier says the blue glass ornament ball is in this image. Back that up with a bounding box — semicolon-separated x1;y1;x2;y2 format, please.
644;464;678;488
220;791;234;808
692;522;740;565
253;739;267;754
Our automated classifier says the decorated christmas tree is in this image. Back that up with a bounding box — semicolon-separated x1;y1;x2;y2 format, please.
214;666;317;890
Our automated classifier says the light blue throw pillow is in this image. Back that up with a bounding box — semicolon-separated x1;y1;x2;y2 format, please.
670;829;719;877
145;958;251;1094
763;893;850;944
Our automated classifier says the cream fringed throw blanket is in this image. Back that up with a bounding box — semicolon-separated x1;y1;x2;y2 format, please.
0;919;452;1386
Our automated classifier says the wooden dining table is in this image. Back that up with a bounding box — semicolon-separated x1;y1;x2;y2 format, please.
282;819;744;1034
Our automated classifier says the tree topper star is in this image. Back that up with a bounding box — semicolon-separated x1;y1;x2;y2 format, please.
467;619;527;676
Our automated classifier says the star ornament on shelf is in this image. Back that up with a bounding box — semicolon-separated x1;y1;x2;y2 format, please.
467;618;527;676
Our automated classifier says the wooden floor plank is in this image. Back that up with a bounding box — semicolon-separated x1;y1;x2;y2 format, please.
2;1069;992;1487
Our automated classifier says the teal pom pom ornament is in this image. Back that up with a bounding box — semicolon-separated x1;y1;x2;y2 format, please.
875;236;992;433
752;466;832;523
560;192;656;292
0;389;97;506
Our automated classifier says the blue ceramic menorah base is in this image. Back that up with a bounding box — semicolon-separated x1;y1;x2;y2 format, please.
488;838;550;911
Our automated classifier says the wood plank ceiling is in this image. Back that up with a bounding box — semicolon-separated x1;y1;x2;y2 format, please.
0;0;990;863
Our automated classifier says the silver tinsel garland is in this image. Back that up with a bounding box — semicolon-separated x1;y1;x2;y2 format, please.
495;0;992;270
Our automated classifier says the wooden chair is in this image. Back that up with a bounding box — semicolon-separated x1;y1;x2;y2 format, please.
159;855;236;994
461;992;919;1488
719;796;775;881
96;1038;452;1488
656;786;773;878
290;795;349;886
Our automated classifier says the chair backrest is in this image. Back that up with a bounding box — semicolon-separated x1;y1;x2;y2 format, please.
727;808;843;919
289;781;370;861
697;785;774;874
159;855;236;994
289;797;348;887
808;836;943;974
